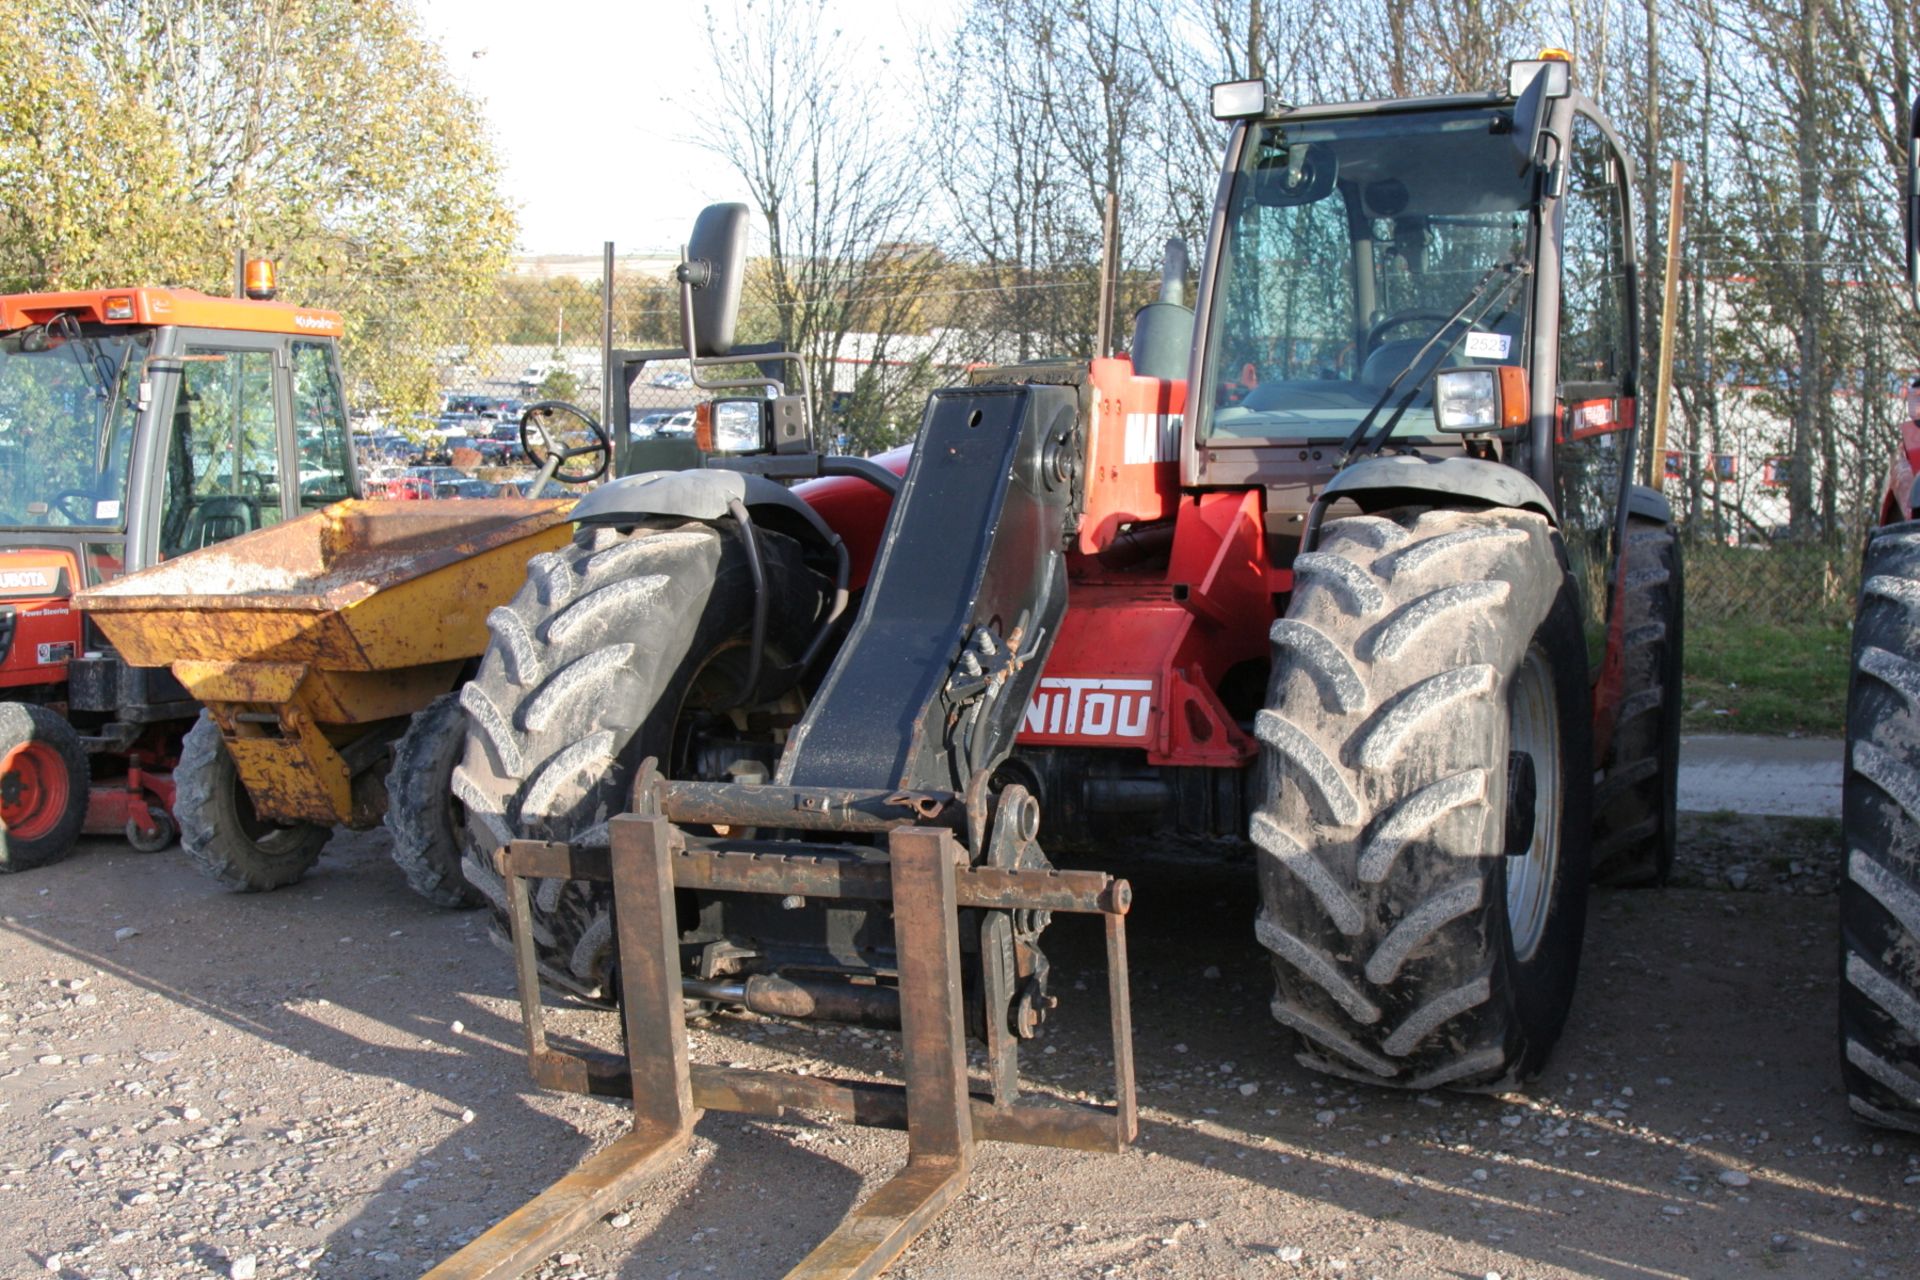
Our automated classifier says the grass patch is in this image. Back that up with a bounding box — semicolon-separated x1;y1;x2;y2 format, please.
1681;618;1850;737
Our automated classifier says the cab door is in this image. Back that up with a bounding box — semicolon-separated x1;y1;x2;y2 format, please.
287;337;359;512
1550;108;1640;674
150;329;292;559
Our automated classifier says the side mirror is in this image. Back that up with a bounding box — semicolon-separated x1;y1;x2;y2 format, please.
1507;60;1567;174
678;202;750;358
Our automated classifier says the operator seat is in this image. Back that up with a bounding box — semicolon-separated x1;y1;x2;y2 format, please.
178;495;257;550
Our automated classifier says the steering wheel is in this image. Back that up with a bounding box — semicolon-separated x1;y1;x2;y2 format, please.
47;489;96;523
519;400;611;486
1365;309;1456;355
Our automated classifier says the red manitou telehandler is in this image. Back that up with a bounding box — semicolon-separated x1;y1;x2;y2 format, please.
429;52;1684;1278
1839;92;1920;1134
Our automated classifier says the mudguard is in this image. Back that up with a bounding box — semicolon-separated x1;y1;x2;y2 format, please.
570;467;837;551
1625;483;1671;524
1306;454;1556;552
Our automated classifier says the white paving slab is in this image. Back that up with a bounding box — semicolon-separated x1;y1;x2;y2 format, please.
1676;733;1843;818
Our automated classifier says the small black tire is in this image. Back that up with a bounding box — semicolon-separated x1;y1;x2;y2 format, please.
452;519;830;999
0;702;90;873
1840;521;1920;1131
1591;515;1685;886
1254;508;1593;1090
383;693;481;909
125;805;176;853
175;714;329;892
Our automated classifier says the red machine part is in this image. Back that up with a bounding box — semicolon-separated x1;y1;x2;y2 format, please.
1077;357;1184;554
0;548;83;692
81;735;176;843
1875;390;1920;526
796;359;1288;770
0;734;72;841
1025;489;1284;766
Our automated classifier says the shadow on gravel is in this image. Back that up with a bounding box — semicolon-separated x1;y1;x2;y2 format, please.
976;828;1918;1280
0;830;860;1276
6;817;1915;1279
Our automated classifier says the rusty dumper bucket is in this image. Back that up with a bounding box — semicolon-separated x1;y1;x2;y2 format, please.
77;498;574;827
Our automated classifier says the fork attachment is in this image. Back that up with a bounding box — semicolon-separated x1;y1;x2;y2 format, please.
427;797;1135;1280
434;379;1124;1276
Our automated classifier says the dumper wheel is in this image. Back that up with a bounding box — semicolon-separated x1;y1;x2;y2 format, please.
384;693;481;909
175;714;330;892
452;519;831;1000
1840;521;1920;1132
1591;514;1684;885
0;702;89;873
1253;508;1592;1090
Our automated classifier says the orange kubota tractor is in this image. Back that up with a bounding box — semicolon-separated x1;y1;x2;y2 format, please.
429;53;1685;1279
1839;92;1920;1135
0;273;358;871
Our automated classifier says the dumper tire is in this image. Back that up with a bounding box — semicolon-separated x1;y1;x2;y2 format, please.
1840;521;1920;1132
1254;508;1592;1091
175;713;330;892
384;693;481;909
452;519;829;1000
0;702;90;873
1590;516;1684;886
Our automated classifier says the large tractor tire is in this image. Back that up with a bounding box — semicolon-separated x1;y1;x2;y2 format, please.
0;702;89;873
383;693;481;909
452;520;830;1000
1840;521;1920;1132
1254;508;1593;1091
1591;514;1685;885
175;714;329;892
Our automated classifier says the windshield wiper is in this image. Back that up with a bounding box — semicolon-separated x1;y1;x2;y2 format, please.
48;313;117;402
1337;255;1531;466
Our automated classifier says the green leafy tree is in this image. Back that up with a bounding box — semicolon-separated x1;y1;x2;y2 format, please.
0;0;517;416
537;366;581;403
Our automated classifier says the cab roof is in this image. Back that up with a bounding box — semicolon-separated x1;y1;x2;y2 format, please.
0;286;343;338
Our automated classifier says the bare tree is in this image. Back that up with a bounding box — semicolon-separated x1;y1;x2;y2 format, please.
697;0;940;450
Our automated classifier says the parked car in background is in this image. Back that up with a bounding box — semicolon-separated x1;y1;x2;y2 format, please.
655;409;696;438
648;369;693;390
630;410;678;439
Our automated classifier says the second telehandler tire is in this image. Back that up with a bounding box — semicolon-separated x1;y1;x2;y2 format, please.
1253;508;1592;1091
1590;515;1684;885
1840;521;1920;1132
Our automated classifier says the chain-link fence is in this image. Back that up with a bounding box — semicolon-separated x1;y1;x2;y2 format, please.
302;263;696;491
1682;538;1860;625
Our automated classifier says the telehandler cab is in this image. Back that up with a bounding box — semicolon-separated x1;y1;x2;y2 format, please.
434;53;1684;1278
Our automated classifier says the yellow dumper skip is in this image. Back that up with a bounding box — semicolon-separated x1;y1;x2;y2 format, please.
78;498;574;826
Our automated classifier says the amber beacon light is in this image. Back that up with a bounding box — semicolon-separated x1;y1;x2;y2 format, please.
243;258;278;301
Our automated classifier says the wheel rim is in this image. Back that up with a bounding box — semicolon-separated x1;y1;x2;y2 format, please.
1504;646;1562;962
1;740;70;840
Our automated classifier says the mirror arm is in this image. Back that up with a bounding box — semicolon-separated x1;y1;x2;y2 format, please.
678;239;817;448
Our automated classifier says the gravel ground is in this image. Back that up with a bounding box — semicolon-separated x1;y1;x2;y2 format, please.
3;812;1916;1280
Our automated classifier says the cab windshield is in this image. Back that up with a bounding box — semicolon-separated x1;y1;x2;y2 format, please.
0;324;152;529
1202;106;1535;444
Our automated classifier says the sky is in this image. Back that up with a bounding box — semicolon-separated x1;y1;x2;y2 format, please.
414;0;951;257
